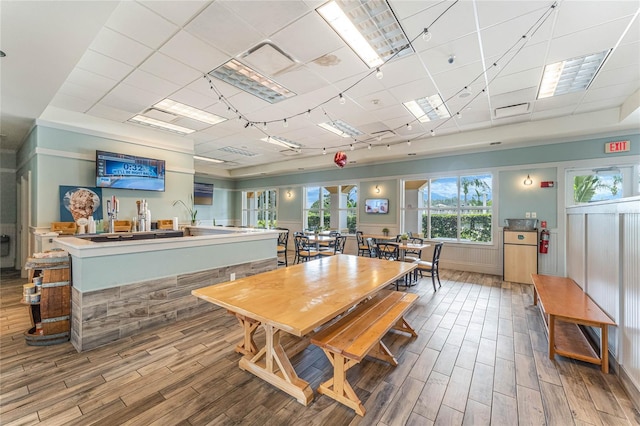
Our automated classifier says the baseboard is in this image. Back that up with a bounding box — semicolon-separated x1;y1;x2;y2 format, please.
620;365;640;412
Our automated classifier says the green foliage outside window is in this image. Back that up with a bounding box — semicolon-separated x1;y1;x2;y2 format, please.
423;213;492;242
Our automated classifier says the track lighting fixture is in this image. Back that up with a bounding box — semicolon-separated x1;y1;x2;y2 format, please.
376;68;383;79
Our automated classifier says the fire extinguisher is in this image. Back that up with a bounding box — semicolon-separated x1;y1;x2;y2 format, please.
539;220;549;254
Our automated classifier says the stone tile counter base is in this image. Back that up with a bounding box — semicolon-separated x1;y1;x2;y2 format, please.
71;258;275;351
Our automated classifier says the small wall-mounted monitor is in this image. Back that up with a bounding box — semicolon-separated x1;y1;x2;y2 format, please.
96;150;165;191
365;198;389;214
194;182;213;205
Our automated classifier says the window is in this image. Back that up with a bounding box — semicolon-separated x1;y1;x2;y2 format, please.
566;165;638;206
402;174;493;243
242;189;277;228
304;184;357;232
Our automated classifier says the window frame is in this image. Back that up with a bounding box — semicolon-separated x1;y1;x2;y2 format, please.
401;173;494;245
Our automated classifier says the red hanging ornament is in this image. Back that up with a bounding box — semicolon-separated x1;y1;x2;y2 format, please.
334;151;347;168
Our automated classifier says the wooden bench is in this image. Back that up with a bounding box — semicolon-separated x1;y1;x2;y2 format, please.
310;290;418;415
531;274;616;373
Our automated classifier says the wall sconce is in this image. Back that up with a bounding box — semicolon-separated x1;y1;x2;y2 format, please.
286;190;292;198
523;174;533;186
375;185;380;194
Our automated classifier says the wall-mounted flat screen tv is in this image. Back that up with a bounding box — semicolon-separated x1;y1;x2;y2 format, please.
365;198;389;214
96;150;165;192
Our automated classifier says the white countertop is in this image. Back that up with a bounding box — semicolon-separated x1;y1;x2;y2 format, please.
54;226;279;258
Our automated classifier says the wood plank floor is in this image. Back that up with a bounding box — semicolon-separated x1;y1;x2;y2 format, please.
2;266;639;425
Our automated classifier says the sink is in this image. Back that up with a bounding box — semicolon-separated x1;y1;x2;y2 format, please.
504;218;538;231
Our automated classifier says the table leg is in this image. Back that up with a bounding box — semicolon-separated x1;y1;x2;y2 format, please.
533;286;538;306
238;324;314;405
232;312;260;355
548;314;555;360
601;324;609;374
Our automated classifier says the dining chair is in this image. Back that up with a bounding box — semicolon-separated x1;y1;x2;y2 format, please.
318;230;340;252
376;242;399;261
319;235;347;257
356;231;369;256
276;228;289;267
294;235;319;264
415;242;444;291
366;238;378;258
403;237;424;263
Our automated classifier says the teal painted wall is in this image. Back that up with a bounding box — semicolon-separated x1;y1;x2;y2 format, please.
359;180;397;225
193;175;235;223
11;127;640;232
35;126;195;226
278;187;302;222
1;151;17;223
499;167;558;228
233;133;638;230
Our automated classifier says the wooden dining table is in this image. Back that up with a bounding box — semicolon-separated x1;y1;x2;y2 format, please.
192;254;417;405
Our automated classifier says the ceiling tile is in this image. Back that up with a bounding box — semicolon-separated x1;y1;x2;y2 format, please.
160;30;229;74
105;1;178;49
50;92;95;113
552;1;640;38
547;18;632;63
56;80;106;104
584;81;640;103
274;66;327;96
89;27;153;67
139;52;202;86
185;2;264;57
101;83;164;113
223;1;310;37
139;0;210;26
122;69;181;97
388;78;438;104
76;50;134;81
87;104;136;122
169;87;218;110
490;68;542;96
66;67;119;93
271;12;344;64
306;47;369;84
574;96;629;114
591;64;640;89
476;1;549;29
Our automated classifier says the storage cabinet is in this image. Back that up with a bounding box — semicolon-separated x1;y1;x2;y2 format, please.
503;230;538;284
23;256;71;345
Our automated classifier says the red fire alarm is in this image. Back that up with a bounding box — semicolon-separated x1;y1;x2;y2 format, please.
540;181;554;188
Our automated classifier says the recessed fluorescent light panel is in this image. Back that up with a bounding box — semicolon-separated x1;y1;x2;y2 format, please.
208;59;296;104
193;155;224;164
154;99;226;125
537;49;611;99
261;136;302;150
129;115;195;135
218;146;258;157
318;120;364;138
317;0;413;68
403;94;451;122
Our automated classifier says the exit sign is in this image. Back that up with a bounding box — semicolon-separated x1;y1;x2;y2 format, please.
605;140;630;153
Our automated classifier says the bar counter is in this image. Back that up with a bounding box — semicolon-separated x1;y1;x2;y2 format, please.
54;226;279;351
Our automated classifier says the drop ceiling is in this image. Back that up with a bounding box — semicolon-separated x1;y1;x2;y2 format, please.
1;0;639;179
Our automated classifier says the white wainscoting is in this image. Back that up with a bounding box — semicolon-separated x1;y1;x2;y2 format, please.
566;197;640;404
622;212;640;397
0;224;16;268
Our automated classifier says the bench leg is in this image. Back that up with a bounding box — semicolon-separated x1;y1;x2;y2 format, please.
601;324;609;374
318;349;365;416
548;314;556;360
368;340;398;366
232;312;260;355
392;317;417;337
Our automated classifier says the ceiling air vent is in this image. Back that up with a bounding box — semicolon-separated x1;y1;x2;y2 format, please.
494;103;530;119
240;41;297;76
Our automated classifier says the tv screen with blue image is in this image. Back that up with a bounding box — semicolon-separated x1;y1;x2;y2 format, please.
96;150;165;191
